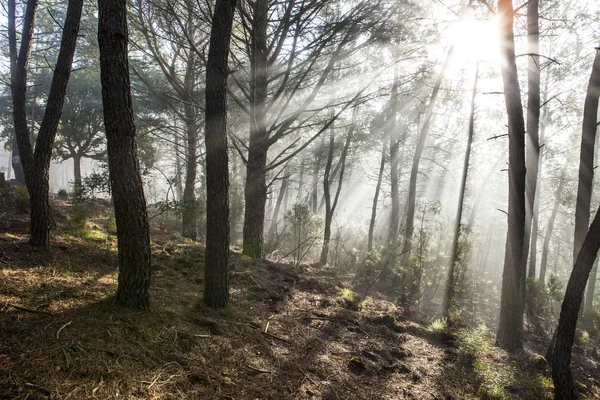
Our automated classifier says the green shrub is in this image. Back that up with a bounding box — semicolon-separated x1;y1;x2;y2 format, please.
474;360;514;399
457;324;491;358
428;317;448;333
14;187;30;214
70;203;89;228
57;188;69;200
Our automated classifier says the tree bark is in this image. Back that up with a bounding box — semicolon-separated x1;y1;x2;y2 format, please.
525;0;541;279
73;153;82;190
585;259;598;310
496;0;527;352
401;46;454;268
529;97;547;278
203;0;235;308
573;47;600;264
242;0;269;258
98;0;151;309
368;141;386;252
444;63;477;316
552;201;600;399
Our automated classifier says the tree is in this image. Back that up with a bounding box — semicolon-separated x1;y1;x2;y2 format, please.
444;63;478;316
54;72;105;189
572;47;600;264
552;199;600;399
98;0;151;309
496;0;527;351
9;0;84;247
525;0;541;278
232;0;392;258
203;0;236;308
131;0;209;240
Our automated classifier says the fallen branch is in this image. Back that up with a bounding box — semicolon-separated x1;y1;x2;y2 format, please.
56;321;72;339
246;364;275;374
6;303;52;316
262;331;291;343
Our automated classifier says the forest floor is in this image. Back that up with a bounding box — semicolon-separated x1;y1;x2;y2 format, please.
0;195;599;399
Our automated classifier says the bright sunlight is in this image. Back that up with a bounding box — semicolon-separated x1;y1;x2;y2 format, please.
448;16;501;65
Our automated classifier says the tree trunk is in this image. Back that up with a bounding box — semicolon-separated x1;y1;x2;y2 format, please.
182;102;198;240
98;0;151;309
525;0;541;279
529;98;547;278
368;141;386;252
12;0;83;247
540;181;564;286
319;111;353;266
496;0;527;352
73;153;82;190
552;201;600;399
585;259;598;310
573;48;600;264
203;0;235;308
444;63;477;316
388;68;400;246
401;46;454;268
8;0;37;190
242;0;268;258
268;173;288;240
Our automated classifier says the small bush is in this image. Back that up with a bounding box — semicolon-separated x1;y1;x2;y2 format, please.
457;324;491;358
70;204;89;228
428;317;448;333
57;189;69;200
474;360;514;399
14;187;30;214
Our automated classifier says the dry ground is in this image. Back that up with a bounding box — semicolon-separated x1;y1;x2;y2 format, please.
0;198;599;399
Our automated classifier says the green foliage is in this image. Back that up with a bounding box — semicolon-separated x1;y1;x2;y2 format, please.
14;187;30;214
428;317;448;333
57;189;69;200
474;360;514;399
283;201;323;265
457;324;491;358
338;288;355;302
70;203;89;229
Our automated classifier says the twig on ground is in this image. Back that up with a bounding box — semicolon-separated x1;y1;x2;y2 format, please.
262;331;291;343
25;382;52;395
246;364;275;374
6;303;52;316
62;347;70;369
56;321;72;339
264;321;270;333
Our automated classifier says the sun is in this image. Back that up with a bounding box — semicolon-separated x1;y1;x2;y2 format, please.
448;16;501;65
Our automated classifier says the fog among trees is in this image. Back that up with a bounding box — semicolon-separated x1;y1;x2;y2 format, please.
1;0;600;398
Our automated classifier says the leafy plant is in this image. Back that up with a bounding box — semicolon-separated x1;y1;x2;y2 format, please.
457;324;491;358
474;360;514;399
13;187;30;214
428;317;448;333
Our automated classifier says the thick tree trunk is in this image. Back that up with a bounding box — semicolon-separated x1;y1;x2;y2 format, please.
242;0;269;258
444;64;477;316
203;0;235;308
368;142;386;252
182;103;198;240
401;46;454;268
98;0;151;309
496;0;527;352
573;48;600;264
525;0;541;279
552;201;600;399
